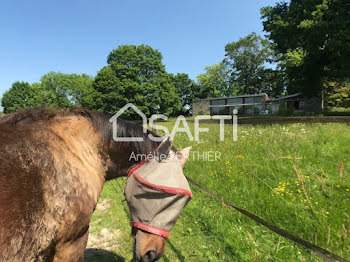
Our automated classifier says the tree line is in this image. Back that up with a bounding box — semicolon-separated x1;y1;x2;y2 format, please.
1;45;201;118
2;0;349;117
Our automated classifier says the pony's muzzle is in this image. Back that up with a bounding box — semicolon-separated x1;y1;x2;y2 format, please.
133;229;165;262
141;250;158;262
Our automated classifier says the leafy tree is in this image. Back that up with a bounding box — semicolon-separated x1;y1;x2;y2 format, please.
1;82;41;113
224;32;274;95
89;45;181;118
261;0;350;97
83;66;122;114
107;45;165;79
259;68;285;98
325;80;350;108
171;73;200;115
197;63;233;98
40;72;93;107
1;73;93;113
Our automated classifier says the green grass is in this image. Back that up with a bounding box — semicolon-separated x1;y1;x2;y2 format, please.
91;122;350;261
328;107;350;113
324;107;350;116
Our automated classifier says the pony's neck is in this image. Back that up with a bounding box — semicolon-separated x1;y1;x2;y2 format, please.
57;111;161;180
104;120;160;180
47;115;108;200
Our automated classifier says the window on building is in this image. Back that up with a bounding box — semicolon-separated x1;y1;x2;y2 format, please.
245;97;254;104
211;99;226;106
254;105;263;114
229;105;242;114
293;100;305;110
244;105;253;115
254;97;264;104
211;107;229;115
227;98;243;105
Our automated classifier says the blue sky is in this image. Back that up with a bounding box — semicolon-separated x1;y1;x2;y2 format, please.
0;0;278;98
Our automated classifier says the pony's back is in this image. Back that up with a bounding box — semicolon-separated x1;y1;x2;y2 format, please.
0;109;106;262
0;115;58;261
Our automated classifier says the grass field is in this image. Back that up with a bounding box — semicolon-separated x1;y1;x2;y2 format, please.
87;121;350;261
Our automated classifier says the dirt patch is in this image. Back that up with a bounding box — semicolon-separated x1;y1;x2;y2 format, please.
87;228;121;250
95;198;113;212
88;198;120;251
85;227;122;262
84;198;123;261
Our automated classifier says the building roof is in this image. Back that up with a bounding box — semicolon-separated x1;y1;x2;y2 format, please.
210;93;268;100
266;93;303;103
193;93;268;102
193;93;303;104
278;93;302;100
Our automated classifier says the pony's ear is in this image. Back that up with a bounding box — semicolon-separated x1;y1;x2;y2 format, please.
156;135;173;161
178;146;192;167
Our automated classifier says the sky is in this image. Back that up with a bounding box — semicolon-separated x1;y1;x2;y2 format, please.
0;0;279;99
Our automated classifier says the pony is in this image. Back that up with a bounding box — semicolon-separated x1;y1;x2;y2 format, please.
0;107;191;262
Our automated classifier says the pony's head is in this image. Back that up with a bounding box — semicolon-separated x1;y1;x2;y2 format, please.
126;136;192;262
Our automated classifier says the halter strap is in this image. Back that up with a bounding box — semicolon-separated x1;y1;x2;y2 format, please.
132;222;170;238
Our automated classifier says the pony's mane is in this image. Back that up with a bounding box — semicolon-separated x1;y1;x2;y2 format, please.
0;107;161;156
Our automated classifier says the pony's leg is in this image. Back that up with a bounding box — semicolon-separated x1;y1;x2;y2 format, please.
52;230;89;262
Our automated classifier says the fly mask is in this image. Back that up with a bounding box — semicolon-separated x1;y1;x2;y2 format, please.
124;137;193;238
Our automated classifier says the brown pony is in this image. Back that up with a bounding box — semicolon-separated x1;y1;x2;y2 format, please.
0;107;190;262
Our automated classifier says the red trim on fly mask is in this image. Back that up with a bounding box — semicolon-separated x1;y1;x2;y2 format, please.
127;159;193;198
127;160;147;178
132;171;193;198
132;221;170;238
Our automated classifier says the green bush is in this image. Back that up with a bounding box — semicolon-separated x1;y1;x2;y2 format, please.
324;107;350;116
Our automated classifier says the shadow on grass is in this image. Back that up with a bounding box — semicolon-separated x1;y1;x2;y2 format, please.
84;248;125;262
166;240;185;262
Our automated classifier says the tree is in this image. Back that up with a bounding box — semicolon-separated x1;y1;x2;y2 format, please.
89;45;181;118
224;32;274;95
1;73;94;113
325;80;350;108
40;72;93;107
1;82;41;113
171;73;200;115
259;68;285;98
261;0;350;97
197;63;233;98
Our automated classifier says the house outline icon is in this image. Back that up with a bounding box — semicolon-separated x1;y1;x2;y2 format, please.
109;103;148;142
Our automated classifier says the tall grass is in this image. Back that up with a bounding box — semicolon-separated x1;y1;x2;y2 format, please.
324;107;350;116
92;122;350;261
